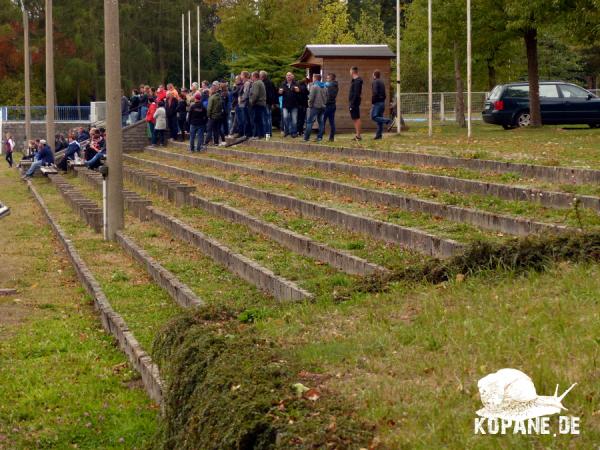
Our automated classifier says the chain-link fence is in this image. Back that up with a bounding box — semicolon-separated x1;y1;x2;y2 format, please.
399;92;488;122
400;89;600;123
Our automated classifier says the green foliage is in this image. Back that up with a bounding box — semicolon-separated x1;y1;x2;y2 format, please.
227;52;305;84
315;0;356;44
0;77;45;105
353;5;391;45
216;0;319;57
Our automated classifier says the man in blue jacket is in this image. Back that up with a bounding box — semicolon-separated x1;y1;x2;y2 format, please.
22;140;54;179
57;134;81;171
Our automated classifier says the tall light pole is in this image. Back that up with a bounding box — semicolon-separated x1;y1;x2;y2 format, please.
181;13;185;89
396;0;401;134
197;5;200;83
188;10;192;88
104;0;124;240
22;2;31;146
427;0;433;137
45;0;55;147
466;0;472;139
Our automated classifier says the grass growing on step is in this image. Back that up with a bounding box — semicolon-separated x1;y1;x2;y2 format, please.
312;123;600;168
131;154;504;245
31;179;183;350
194;145;600;196
0;169;156;449
140;151;600;230
125;159;424;270
65;170;358;300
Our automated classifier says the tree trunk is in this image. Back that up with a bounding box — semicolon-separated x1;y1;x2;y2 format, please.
454;41;466;128
524;27;541;127
487;58;497;91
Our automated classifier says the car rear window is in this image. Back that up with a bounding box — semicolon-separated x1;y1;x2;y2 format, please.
488;85;503;100
504;86;529;98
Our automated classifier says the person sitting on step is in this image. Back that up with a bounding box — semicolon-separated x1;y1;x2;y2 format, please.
22;140;54;179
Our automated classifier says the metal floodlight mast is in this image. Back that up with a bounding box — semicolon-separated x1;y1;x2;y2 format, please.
104;0;124;240
197;5;200;84
467;0;472;138
181;13;185;89
45;0;55;147
188;10;192;88
22;1;31;145
427;0;433;137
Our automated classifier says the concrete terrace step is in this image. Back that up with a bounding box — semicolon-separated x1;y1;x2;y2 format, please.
194;145;600;212
73;167;314;302
146;146;572;237
128;154;466;258
27;180;163;404
122;162;388;276
46;173;205;310
237;138;600;185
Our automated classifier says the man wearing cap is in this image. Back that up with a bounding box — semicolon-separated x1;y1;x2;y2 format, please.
22;140;54;179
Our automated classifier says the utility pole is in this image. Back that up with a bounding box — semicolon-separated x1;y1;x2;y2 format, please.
427;0;433;137
104;0;124;240
22;2;31;146
45;0;55;147
466;0;472;139
197;5;200;83
396;0;401;134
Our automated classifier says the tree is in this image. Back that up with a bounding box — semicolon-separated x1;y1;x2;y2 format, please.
353;5;390;45
502;0;591;127
315;0;355;44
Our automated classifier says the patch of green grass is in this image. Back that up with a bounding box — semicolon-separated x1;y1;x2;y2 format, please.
0;170;156;449
32;179;183;350
257;262;600;448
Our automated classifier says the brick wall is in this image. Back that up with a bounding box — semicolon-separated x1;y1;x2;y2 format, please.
1;121;89;152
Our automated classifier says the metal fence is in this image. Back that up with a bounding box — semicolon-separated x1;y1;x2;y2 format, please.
400;91;488;122
0;105;91;122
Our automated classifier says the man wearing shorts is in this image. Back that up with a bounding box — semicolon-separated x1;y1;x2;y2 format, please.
348;67;363;141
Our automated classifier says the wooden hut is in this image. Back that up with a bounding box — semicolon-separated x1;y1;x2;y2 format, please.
291;44;396;131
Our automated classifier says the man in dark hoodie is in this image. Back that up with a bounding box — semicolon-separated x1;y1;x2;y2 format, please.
324;73;338;142
278;72;300;138
371;70;392;139
348;66;363;140
296;78;310;135
188;92;208;152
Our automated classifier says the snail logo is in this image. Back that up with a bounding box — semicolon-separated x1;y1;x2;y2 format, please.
474;368;580;435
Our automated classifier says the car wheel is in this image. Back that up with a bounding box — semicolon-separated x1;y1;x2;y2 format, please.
515;112;531;127
589;123;600;129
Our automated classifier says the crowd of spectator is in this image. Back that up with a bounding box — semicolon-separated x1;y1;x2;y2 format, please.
5;65;397;177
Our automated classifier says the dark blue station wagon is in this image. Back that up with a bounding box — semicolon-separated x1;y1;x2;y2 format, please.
482;82;600;129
